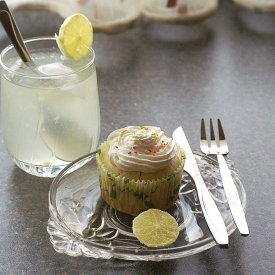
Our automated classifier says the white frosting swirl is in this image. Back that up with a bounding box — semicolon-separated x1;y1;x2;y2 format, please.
107;126;176;173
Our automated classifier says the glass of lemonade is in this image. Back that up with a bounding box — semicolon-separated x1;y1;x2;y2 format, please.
0;37;100;177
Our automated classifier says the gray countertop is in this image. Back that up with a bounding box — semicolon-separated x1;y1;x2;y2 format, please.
0;1;274;274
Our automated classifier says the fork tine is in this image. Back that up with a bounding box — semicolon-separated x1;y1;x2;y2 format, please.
210;118;217;150
201;118;207;140
200;119;209;154
210;118;215;140
217;119;229;153
217;119;225;141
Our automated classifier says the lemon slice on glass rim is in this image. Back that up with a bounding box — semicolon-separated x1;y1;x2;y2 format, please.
132;209;179;248
55;13;93;60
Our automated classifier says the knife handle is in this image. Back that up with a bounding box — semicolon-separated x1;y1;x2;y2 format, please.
195;175;229;245
217;154;249;236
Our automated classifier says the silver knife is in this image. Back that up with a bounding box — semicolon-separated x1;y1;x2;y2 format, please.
173;126;228;245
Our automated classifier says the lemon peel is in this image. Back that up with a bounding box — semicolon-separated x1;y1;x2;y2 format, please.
55;13;93;60
132;209;179;248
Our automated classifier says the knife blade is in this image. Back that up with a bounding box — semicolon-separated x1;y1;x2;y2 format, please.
173;126;228;245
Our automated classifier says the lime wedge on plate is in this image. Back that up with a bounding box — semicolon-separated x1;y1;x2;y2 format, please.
133;209;179;248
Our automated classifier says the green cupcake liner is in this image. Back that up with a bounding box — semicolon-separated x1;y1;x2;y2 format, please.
96;142;185;216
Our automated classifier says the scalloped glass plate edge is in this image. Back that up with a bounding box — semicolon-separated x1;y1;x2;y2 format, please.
47;150;247;261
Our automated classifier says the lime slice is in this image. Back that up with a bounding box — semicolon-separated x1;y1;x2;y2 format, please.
55;13;93;60
132;209;179;248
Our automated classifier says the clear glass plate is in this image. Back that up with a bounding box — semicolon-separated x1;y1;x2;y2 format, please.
47;150;246;261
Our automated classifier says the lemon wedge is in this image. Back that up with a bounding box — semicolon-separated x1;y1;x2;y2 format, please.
132;209;179;248
55;13;93;60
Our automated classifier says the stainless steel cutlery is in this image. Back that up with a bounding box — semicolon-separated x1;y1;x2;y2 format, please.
173;126;229;246
173;120;249;246
200;119;249;236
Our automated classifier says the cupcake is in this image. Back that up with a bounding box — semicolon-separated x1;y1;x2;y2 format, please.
96;126;185;216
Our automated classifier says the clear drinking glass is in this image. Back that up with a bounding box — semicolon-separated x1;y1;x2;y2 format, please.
0;37;100;177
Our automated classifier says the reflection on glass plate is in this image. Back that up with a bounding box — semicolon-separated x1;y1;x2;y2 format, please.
47;150;246;261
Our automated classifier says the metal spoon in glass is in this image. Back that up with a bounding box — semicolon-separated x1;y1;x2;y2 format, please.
0;1;39;70
0;0;68;76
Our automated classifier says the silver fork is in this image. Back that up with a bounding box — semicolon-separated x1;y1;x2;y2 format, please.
200;118;249;236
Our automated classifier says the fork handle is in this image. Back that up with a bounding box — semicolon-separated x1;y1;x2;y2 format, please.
217;154;249;236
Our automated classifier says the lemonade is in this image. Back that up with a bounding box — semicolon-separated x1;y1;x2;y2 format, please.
1;37;100;177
